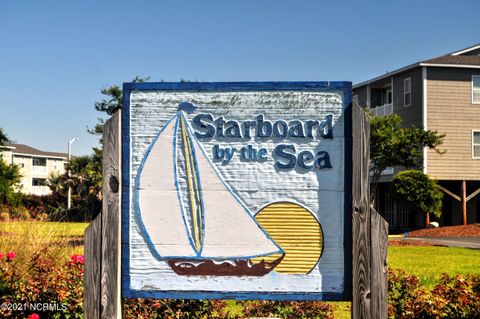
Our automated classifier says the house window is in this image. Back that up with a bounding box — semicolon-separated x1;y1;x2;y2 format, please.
473;75;480;104
404;78;411;107
32;178;47;186
32;157;47;166
473;131;480;159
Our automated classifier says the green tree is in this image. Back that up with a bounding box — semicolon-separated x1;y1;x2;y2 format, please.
47;153;102;220
0;128;9;146
0;129;22;205
370;113;444;200
392;170;443;225
0;160;22;205
88;76;150;138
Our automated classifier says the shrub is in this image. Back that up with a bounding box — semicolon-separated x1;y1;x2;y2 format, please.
0;251;84;319
123;299;212;319
388;269;480;319
19;211;30;221
243;300;334;319
9;206;29;220
0;212;9;222
392;170;443;218
123;299;334;319
37;213;48;222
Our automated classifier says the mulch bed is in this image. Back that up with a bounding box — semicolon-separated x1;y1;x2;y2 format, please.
408;224;480;238
389;239;440;247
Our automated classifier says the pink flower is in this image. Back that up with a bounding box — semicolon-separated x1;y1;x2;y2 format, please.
6;251;16;261
28;314;40;319
0;253;4;260
70;254;84;265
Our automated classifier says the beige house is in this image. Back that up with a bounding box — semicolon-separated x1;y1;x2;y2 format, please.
353;44;480;230
0;144;68;196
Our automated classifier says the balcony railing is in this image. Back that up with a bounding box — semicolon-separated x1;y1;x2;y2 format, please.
372;103;393;117
31;186;51;196
32;166;48;175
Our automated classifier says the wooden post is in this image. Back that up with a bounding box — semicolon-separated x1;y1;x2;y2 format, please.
425;212;430;226
461;180;467;225
84;112;121;319
84;216;101;319
352;102;388;319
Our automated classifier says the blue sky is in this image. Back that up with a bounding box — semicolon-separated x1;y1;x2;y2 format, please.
0;0;478;155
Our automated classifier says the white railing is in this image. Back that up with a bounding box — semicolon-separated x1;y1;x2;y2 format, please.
372;103;393;117
31;186;51;196
370;166;394;176
32;166;48;175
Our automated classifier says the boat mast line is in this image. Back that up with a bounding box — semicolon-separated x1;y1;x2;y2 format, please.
180;114;204;253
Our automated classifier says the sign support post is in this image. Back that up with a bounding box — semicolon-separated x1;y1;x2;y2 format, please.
85;112;122;319
351;102;388;318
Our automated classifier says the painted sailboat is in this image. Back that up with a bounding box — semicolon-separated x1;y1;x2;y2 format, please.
135;102;285;276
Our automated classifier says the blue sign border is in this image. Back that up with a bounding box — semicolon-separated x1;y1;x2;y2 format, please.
121;82;352;301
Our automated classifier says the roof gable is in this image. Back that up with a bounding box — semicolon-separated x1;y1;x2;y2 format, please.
8;144;68;159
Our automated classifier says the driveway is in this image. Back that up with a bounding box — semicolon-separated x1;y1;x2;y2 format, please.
403;237;480;249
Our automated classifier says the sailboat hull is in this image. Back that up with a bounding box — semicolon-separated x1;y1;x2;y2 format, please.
167;254;285;276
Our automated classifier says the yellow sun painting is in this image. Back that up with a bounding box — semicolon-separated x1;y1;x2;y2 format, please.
253;202;323;274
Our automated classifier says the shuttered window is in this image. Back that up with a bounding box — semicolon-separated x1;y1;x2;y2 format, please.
473;131;480;159
473;76;480;104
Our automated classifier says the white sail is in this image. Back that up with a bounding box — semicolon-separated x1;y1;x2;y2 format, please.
137;111;282;260
183;113;282;259
137;116;197;258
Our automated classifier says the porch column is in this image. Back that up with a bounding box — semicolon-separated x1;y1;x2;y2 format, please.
461;180;467;225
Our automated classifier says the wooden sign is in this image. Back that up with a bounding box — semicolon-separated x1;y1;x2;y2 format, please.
120;82;353;300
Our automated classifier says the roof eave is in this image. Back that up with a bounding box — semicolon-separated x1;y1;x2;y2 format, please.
353;62;420;89
419;63;480;69
450;44;480;56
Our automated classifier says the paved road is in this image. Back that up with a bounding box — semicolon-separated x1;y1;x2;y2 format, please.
402;237;480;249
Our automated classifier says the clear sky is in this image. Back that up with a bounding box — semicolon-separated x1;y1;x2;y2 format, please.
0;0;478;155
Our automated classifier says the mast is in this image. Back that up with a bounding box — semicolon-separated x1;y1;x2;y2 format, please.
179;114;204;253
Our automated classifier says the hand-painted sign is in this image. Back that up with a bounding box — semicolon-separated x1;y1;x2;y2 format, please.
122;82;352;300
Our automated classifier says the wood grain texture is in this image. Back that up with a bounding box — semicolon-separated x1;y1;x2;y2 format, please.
84;215;102;319
351;102;388;319
370;208;388;319
352;101;371;318
101;112;122;318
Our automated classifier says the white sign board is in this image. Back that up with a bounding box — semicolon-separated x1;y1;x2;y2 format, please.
121;82;352;300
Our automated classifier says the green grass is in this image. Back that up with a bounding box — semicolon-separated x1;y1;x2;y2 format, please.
0;221;88;277
389;245;480;288
332;245;480;318
0;221;88;238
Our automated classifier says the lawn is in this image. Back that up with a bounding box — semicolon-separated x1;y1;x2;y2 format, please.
0;221;88;271
388;245;480;288
0;221;88;238
331;244;480;318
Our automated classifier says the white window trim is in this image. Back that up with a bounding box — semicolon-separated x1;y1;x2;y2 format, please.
473;130;480;159
472;75;480;105
404;77;412;107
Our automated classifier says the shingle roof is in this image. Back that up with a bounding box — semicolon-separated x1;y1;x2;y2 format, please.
9;144;68;159
354;43;480;88
423;54;480;66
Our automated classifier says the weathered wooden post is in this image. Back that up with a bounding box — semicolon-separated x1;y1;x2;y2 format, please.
352;102;388;318
84;84;388;319
84;112;121;319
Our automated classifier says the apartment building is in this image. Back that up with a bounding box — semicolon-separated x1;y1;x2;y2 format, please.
1;144;68;196
353;44;480;230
